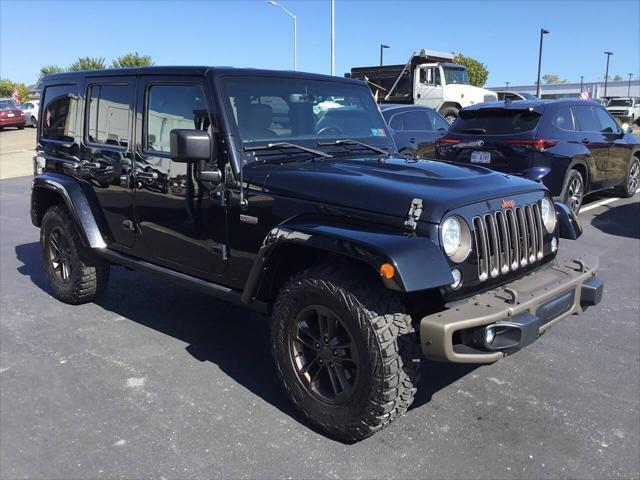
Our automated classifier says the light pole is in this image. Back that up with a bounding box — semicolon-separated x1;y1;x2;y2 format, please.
380;44;390;66
267;1;297;71
330;0;334;75
505;81;510;89
603;51;613;98
535;28;549;98
628;73;633;97
580;75;584;92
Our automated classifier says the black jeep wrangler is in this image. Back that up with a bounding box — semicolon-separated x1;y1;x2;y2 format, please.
31;67;603;441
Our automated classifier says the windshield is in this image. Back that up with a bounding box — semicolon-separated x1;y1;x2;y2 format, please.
443;67;469;85
608;99;633;107
0;99;18;110
221;76;392;160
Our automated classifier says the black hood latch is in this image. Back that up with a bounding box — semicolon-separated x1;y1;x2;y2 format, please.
404;198;423;231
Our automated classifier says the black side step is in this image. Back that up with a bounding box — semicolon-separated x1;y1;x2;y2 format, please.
97;249;267;313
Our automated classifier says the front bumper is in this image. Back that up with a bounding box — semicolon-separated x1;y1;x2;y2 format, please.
420;255;602;363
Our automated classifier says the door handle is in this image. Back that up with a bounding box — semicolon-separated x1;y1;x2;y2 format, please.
581;138;590;145
409;138;417;143
133;170;158;181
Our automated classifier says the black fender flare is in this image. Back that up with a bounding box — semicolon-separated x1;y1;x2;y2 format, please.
241;220;454;304
555;201;582;240
31;172;108;249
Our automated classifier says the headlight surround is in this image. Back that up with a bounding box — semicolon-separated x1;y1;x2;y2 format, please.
541;197;557;233
441;216;472;263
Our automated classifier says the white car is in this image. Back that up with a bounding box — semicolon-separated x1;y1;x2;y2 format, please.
20;100;39;127
606;97;640;125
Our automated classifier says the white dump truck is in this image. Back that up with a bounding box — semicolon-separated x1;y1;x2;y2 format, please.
350;49;498;123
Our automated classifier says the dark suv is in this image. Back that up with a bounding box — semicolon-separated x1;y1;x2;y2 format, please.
436;100;640;213
31;67;602;441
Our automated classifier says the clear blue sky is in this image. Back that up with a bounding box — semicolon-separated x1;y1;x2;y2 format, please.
1;0;638;87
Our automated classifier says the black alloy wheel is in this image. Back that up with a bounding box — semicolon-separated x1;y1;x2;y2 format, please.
289;304;359;404
47;226;73;283
564;170;584;214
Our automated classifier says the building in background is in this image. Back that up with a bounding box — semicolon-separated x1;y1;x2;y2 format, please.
489;79;639;100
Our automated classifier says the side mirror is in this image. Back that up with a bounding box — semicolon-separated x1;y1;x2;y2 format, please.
170;129;211;163
620;123;631;134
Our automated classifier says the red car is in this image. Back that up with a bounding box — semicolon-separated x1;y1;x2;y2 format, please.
0;98;26;130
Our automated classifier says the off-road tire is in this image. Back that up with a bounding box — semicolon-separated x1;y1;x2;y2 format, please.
614;157;639;198
271;265;421;441
40;205;110;304
561;169;585;215
440;106;459;124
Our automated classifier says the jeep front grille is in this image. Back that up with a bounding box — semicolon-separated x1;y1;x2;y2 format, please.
473;204;544;282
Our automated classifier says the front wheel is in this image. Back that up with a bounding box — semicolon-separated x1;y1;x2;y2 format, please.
614;157;640;198
41;205;110;304
561;169;585;215
271;265;420;441
439;106;459;124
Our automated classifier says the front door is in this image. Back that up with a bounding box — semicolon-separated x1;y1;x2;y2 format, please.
389;109;446;158
571;105;609;190
414;66;443;109
594;106;630;185
132;77;227;279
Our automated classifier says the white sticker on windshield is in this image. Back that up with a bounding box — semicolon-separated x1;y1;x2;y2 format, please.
371;128;386;137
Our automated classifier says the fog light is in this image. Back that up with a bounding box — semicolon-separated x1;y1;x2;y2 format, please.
450;268;462;289
551;237;558;252
485;327;495;345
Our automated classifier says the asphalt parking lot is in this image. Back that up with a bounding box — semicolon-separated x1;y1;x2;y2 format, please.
0;129;639;479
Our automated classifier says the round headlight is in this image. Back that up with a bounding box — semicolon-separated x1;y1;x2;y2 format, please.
441;216;472;263
541;197;557;233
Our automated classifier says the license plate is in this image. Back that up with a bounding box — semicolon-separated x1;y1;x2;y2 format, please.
471;151;491;164
7;113;15;118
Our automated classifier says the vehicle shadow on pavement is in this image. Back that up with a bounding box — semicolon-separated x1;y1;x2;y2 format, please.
14;240;479;442
590;201;640;239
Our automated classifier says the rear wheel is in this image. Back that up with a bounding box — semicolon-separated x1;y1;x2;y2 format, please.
271;265;420;441
614;157;640;198
440;106;459;124
41;205;110;304
561;169;584;215
31;116;37;127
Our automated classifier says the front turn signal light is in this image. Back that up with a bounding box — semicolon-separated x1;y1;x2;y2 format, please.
379;263;395;279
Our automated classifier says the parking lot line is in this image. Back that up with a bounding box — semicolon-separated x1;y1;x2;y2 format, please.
580;189;640;213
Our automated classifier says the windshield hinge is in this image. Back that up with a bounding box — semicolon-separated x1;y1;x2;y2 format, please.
404;198;423;231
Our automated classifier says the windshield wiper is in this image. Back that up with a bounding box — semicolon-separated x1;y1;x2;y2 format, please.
461;128;487;134
317;139;389;156
244;141;332;158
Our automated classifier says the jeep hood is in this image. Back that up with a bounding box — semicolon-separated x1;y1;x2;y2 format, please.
246;156;546;223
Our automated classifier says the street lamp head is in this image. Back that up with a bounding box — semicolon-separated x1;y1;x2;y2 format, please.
541;28;549;34
381;44;390;49
267;1;277;4
604;51;613;56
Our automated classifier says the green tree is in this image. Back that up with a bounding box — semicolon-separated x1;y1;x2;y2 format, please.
542;74;569;84
452;53;489;87
38;65;64;81
613;74;622;81
16;83;29;102
69;57;106;71
111;52;153;68
0;79;14;97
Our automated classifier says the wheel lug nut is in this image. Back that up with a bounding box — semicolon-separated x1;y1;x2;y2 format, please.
319;359;324;364
329;362;334;368
333;350;338;356
315;343;320;349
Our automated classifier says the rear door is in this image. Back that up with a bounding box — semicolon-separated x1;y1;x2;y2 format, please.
132;76;227;279
389;109;445;157
571;105;609;188
79;76;136;247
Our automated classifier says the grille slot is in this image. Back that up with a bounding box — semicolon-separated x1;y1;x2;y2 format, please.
473;203;544;282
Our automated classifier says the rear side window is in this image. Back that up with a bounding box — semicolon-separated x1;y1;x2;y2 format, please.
450;109;541;134
395;111;429;130
145;84;209;153
41;84;78;141
86;84;131;148
551;106;575;131
572;106;602;132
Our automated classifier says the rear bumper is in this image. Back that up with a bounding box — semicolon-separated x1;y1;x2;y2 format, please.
0;117;25;127
420;255;602;363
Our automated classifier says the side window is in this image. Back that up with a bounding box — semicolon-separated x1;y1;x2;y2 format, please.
399;111;428;130
433;68;442;86
146;84;209;154
594;107;619;133
41;84;78;141
389;114;402;130
572;106;601;132
551;106;575;131
86;84;131;148
426;110;449;131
